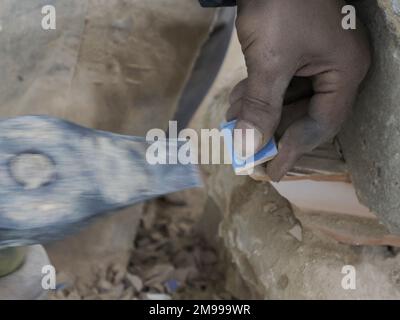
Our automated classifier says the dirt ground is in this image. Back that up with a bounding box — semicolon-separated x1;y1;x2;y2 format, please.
50;188;233;300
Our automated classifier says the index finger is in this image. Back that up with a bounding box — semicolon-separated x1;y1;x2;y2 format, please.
266;71;359;181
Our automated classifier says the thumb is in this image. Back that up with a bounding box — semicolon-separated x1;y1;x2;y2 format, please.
233;69;291;157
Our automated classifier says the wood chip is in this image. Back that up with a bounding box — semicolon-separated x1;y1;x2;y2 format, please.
144;264;174;286
126;274;144;292
98;279;113;292
145;293;172;300
288;224;303;242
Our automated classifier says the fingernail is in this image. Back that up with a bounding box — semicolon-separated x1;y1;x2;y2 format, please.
233;121;263;160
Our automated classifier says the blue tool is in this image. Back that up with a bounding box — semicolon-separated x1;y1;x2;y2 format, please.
0;115;201;248
221;120;278;174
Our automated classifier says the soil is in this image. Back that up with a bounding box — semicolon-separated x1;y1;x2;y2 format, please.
50;189;233;300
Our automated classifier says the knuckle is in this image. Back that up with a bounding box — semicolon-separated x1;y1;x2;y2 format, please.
241;96;280;122
316;119;342;140
240;103;280;131
313;71;344;93
242;95;271;109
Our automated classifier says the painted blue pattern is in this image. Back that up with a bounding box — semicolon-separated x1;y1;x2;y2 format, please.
0;116;201;248
221;120;278;174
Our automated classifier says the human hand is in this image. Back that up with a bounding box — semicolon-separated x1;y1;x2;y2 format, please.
228;0;371;181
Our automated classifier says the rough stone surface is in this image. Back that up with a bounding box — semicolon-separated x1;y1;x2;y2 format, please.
200;80;400;299
0;0;214;284
293;207;400;247
340;0;400;233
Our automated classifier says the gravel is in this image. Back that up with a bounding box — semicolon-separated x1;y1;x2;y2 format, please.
50;190;233;300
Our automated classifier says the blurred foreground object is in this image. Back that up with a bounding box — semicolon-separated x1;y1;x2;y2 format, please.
0;0;216;284
0;247;26;277
0;116;200;248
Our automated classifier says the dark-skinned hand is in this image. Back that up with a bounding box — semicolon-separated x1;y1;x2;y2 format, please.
228;0;371;181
